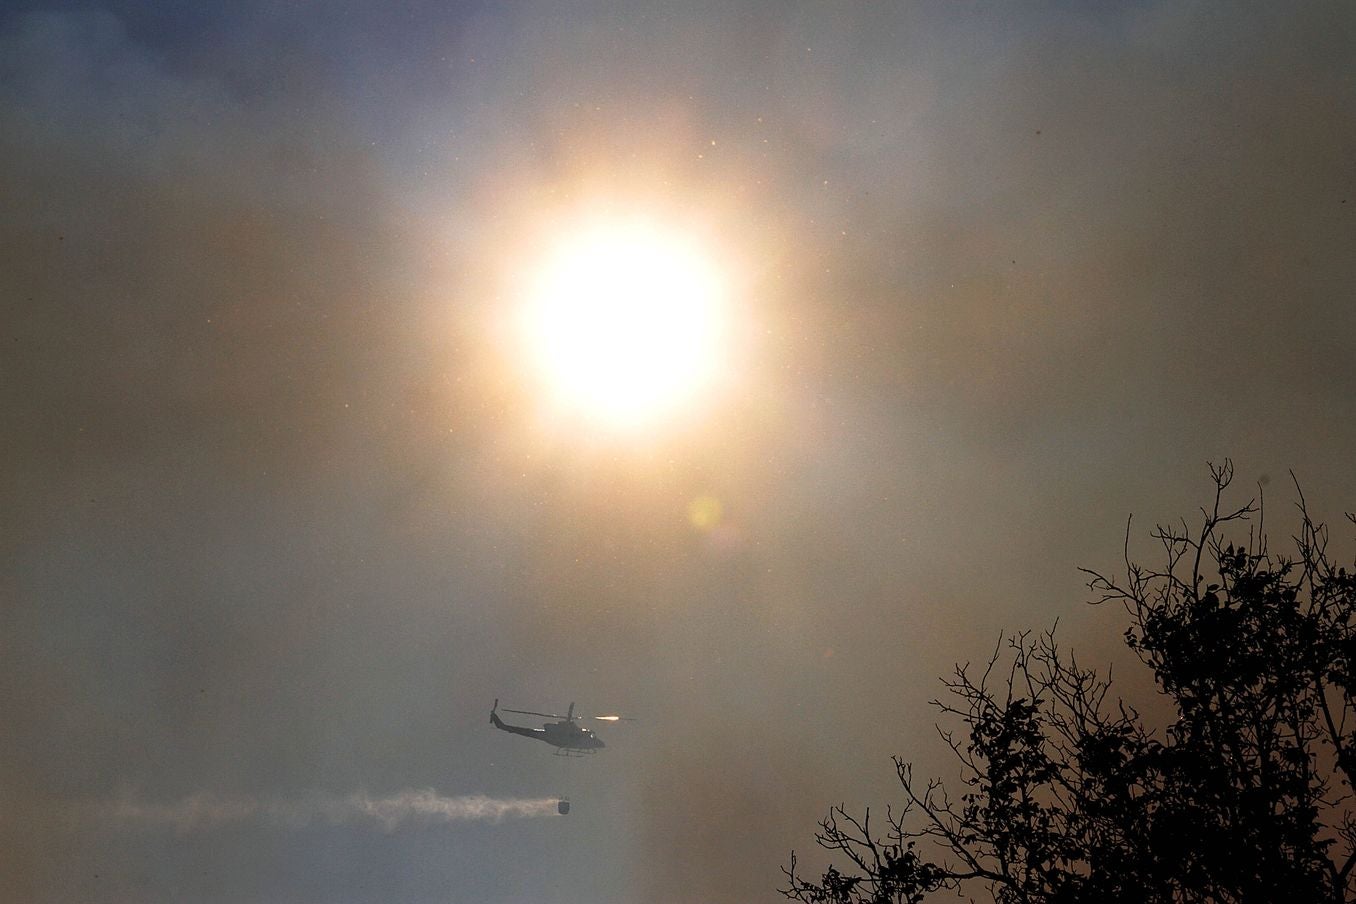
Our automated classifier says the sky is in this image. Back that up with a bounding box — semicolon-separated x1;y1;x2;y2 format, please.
2;2;1355;902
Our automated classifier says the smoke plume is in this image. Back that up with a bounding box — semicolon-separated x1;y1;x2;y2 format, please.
106;790;560;833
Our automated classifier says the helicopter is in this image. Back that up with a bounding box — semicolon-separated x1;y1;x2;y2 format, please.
489;699;632;755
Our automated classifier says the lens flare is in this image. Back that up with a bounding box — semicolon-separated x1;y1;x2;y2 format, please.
688;494;723;531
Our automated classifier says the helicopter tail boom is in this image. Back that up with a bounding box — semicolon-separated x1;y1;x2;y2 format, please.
490;700;547;741
491;713;545;741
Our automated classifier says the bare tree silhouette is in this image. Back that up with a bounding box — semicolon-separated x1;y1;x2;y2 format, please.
785;462;1356;903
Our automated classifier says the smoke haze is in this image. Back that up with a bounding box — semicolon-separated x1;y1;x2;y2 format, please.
4;2;1355;902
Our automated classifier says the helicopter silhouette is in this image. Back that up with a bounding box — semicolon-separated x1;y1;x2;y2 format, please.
489;699;632;755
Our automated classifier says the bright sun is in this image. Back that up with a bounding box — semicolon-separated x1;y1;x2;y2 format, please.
521;219;727;428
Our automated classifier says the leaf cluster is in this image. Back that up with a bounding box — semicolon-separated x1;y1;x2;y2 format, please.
784;462;1356;904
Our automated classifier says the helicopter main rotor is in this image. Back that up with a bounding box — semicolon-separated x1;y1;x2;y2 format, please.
502;708;565;720
501;703;636;724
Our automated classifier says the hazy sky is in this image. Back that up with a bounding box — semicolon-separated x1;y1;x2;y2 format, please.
3;2;1355;902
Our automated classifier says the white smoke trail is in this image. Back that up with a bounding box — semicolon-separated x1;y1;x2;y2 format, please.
331;790;558;831
106;790;559;833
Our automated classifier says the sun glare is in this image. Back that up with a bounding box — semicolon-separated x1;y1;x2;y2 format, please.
522;220;727;428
